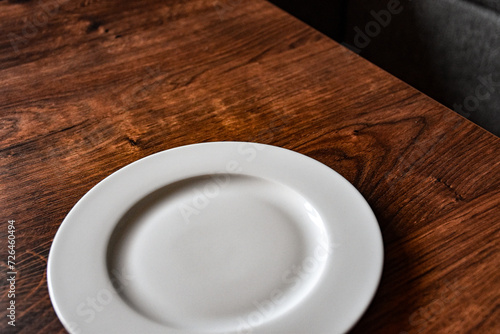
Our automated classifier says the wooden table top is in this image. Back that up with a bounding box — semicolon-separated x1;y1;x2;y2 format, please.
1;0;499;333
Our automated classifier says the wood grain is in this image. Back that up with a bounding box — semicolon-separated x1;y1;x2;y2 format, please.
0;0;499;333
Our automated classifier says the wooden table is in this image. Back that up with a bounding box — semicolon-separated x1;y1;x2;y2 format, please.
1;0;499;333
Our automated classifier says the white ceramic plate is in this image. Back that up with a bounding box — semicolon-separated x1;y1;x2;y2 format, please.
48;142;383;334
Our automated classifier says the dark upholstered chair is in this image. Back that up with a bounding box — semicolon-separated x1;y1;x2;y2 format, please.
270;0;500;136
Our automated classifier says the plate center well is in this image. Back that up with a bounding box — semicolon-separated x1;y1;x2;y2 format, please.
107;174;330;332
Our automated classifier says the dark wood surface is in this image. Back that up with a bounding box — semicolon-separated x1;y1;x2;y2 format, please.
1;0;499;333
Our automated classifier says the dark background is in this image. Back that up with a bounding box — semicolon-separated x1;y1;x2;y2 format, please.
269;0;500;136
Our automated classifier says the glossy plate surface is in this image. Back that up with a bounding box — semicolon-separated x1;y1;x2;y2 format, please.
48;142;383;334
